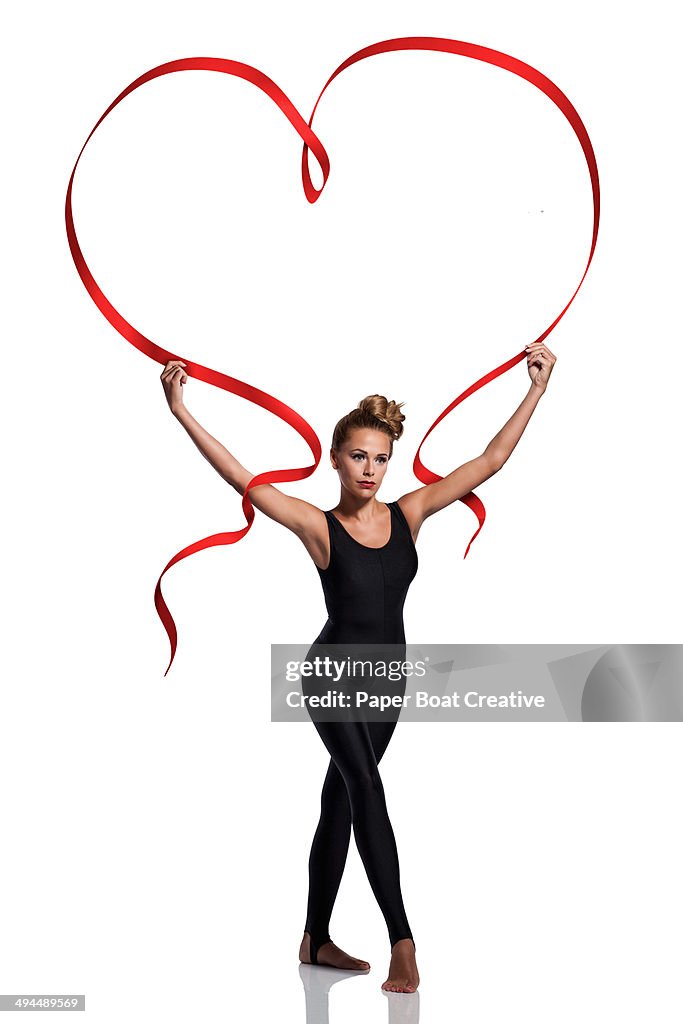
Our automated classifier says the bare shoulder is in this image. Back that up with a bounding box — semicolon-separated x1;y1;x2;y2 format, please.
246;483;329;569
396;453;499;534
289;498;330;571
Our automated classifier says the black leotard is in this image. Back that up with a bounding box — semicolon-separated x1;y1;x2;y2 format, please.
303;501;418;963
312;500;418;645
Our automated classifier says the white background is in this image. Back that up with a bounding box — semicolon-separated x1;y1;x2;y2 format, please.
2;0;682;1021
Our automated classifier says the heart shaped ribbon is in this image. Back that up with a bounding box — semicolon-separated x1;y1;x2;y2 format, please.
65;36;600;675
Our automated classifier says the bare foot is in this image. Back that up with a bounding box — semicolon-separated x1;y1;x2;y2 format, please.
299;931;370;971
381;938;419;993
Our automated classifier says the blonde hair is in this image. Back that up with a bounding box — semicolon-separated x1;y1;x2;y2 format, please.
331;394;406;457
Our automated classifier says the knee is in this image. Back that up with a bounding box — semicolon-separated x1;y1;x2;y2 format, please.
347;764;384;804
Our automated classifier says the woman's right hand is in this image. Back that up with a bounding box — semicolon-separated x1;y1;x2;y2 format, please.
160;360;188;414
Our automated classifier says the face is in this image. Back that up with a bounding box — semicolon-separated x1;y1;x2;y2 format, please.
331;428;391;497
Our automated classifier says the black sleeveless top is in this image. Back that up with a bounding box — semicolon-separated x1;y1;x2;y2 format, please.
312;500;418;645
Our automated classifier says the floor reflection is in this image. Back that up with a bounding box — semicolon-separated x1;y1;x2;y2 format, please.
298;963;419;1024
381;987;420;1023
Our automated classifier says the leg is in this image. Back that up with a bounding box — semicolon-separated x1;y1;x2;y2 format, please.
303;757;350;959
304;719;400;962
307;717;413;950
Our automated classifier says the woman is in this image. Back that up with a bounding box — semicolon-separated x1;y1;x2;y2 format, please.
159;342;556;993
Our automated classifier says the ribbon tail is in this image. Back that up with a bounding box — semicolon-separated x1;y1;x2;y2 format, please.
460;493;487;559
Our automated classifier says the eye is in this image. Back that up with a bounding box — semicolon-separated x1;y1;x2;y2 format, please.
351;453;364;460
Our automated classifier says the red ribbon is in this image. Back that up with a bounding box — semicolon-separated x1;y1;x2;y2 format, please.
65;38;600;675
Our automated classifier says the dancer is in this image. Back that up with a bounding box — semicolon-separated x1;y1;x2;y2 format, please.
159;342;556;992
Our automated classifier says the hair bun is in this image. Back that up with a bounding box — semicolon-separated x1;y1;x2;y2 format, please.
357;395;405;441
331;394;406;454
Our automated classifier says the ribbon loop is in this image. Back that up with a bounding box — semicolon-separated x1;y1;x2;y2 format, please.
66;39;599;675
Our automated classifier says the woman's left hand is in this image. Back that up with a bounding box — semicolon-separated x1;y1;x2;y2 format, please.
525;343;556;390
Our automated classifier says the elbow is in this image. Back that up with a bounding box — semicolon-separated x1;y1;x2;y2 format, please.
219;472;243;494
486;451;506;474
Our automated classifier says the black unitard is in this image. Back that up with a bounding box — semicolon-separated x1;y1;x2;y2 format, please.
303;500;418;963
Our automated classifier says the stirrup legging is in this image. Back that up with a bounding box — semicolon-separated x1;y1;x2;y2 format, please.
304;716;414;963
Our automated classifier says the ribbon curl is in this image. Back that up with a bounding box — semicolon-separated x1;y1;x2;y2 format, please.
65;38;600;675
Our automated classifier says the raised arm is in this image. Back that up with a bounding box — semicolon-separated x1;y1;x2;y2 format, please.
159;360;328;563
398;342;556;539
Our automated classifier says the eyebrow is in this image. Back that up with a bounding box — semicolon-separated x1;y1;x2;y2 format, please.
350;449;389;456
